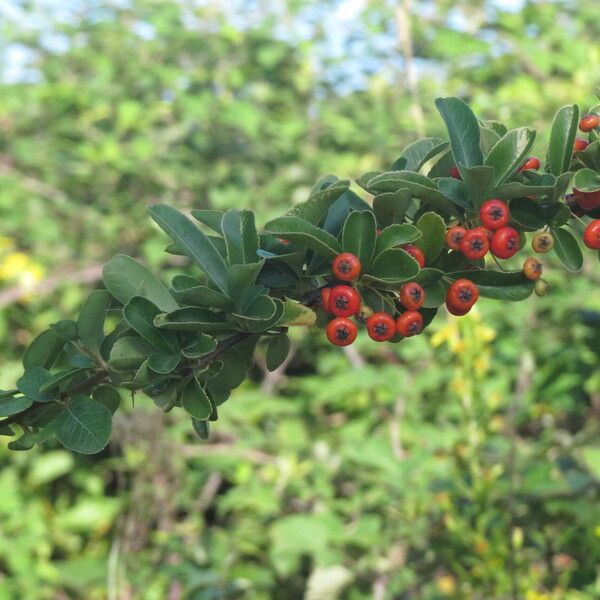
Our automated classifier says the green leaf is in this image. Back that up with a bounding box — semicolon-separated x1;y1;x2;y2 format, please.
171;276;233;310
147;353;180;374
103;254;178;312
546;104;579;176
17;367;55;402
373;191;413;227
552;227;583;273
374;224;421;255
460;165;495;209
190;209;224;233
23;329;65;370
435;97;483;169
400;137;448;171
484;127;536;187
286;179;350;225
227;262;265;308
414;212;446;263
56;395;112;454
264;217;341;259
0;395;33;417
78;290;112;356
319;190;372;237
50;320;78;341
108;336;154;371
181;335;218;359
266;334;291;372
479;126;501;155
509;199;547;229
148;204;229;294
92;386;121;415
436;178;471;211
8;433;36;451
367;171;460;217
341;210;376;268
221;209;259;265
39;368;86;393
181;378;213;420
573;168;600;193
123;296;178;353
280;300;317;327
447;270;534;301
154;308;231;333
192;418;210;439
363;249;420;287
581;446;600;480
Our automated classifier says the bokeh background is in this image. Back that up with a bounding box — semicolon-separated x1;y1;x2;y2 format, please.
1;1;600;598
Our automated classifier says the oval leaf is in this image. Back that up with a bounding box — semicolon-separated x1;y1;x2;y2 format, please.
552;227;583;273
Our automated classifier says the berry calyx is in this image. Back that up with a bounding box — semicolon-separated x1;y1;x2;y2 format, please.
532;232;554;253
479;199;510;230
573;137;590;152
534;279;548;297
446;278;479;310
446;226;467;251
522;257;543;280
320;287;332;313
519;156;541;171
402;244;425;268
400;282;426;310
450;166;462;179
326;317;358;346
583;219;600;249
579;114;600;132
395;310;423;337
332;252;361;281
329;285;361;317
460;228;490;260
491;226;520;259
366;312;396;342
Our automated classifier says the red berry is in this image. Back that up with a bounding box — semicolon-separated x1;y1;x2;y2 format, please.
490;226;520;259
450;166;462;180
519;156;541;171
532;232;554;253
446;226;467;250
522;257;543;280
332;252;361;281
479;199;510;230
326;317;358;346
401;244;425;268
329;285;361;317
445;298;471;316
573;188;600;212
573;137;590;152
583;220;600;249
399;282;426;310
579;114;600;132
460;228;489;260
320;287;332;313
446;279;479;310
366;312;396;342
396;310;423;337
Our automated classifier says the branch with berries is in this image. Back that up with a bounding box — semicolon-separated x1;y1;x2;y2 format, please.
1;95;600;454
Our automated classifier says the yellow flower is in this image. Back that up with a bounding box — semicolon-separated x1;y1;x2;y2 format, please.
476;324;496;343
18;264;44;288
0;252;30;280
436;575;456;594
525;592;550;600
594;524;600;537
0;236;13;252
431;321;457;348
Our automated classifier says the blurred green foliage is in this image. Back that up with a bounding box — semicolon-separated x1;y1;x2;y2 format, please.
0;0;599;598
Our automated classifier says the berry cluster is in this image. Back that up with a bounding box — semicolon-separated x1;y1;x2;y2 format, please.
321;250;478;347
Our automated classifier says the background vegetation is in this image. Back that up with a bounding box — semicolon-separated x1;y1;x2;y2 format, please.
1;0;599;598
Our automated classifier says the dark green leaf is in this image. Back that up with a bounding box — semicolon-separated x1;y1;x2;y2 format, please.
509;199;547;229
373;190;413;228
148;204;229;294
190;209;224;233
264;217;341;259
447;270;534;300
552;227;583;273
363;249;420;287
341;210;376;268
23;329;65;370
0;395;33;417
546;104;579;176
154;308;231;333
286;179;350;225
400;137;448;171
181;335;218;359
92;386;121;415
181;378;213;420
414;212;446;263
78;290;112;355
484;128;536;187
266;334;291;372
103;254;178;312
148;352;180;374
573;168;600;193
124;296;178;352
221;209;259;265
108;336;154;370
56;395;112;454
374;224;421;255
192;418;210;439
17;367;55;402
435;97;483;169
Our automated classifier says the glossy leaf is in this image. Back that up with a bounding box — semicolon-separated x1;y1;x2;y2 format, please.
221;209;259;265
546;104;579;176
552;227;583;273
341;210;376;268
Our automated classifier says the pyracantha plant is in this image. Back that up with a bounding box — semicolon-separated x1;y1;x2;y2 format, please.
2;94;600;454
